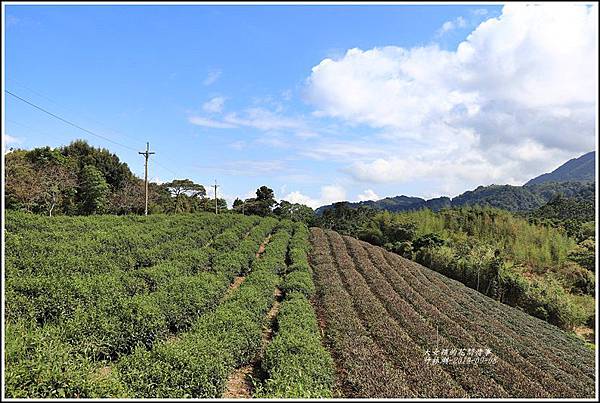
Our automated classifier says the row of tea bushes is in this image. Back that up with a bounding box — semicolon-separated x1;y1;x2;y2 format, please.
257;223;334;398
117;226;293;397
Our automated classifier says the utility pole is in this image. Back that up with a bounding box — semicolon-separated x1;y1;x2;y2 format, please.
212;179;219;214
138;142;155;216
242;199;245;215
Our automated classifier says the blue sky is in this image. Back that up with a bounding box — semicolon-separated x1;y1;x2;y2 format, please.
4;3;596;208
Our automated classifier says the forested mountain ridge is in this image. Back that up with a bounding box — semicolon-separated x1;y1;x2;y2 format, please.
317;151;595;214
316;181;594;215
525;151;595;186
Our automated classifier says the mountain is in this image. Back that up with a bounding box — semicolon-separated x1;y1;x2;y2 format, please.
525;151;595;186
316;151;595;215
315;195;451;215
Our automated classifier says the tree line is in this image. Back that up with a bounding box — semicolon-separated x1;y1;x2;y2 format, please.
4;140;316;221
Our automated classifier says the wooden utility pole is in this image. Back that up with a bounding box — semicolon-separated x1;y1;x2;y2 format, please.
138;142;155;216
212;180;219;214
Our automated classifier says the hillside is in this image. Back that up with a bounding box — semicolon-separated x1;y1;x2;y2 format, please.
310;228;595;398
525;151;595;186
316;196;451;215
316;151;595;214
5;212;333;398
317;181;594;214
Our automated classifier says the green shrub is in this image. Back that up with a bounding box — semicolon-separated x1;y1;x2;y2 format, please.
5;322;127;398
281;271;315;298
257;293;334;398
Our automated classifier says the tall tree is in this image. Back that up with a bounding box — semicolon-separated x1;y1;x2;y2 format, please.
5;150;44;212
243;186;276;217
162;179;206;213
39;163;77;216
273;200;315;223
79;165;109;215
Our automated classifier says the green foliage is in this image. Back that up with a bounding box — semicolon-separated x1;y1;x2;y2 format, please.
281;271;315;298
117;227;290;398
568;238;595;272
273;200;315;224
4;211;279;398
78;165;109;214
256;223;334;398
5;141;225;216
257;293;334;398
4;322;128;398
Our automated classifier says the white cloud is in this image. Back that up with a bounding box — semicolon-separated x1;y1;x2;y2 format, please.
189;106;309;136
188;116;237;129
471;9;488;16
438;16;467;35
321;184;347;204
200;160;286;176
203;70;222;86
4;134;22;145
282;184;347;209
223;108;305;131
202;96;226;113
283;191;321;209
357;189;380;201
306;3;597;187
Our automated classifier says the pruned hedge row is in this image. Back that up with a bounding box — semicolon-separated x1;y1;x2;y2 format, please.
5;322;129;398
257;292;335;398
256;222;335;398
5;213;278;398
281;222;314;297
116;227;292;397
5;214;267;327
5;212;237;278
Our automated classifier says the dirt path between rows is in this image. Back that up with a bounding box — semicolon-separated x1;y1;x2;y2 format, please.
221;235;272;302
223;287;283;398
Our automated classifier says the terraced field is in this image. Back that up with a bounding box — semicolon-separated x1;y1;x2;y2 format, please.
309;228;596;398
4;212;333;398
4;212;595;398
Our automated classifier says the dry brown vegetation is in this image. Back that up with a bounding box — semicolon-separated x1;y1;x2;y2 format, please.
309;228;595;398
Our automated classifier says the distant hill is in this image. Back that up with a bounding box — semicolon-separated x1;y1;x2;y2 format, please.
315;195;451;215
316;151;595;215
525;151;595;186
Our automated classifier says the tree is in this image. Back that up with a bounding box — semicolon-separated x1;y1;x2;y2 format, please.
163;179;206;213
412;233;446;251
568;239;595;272
243;186;277;217
79;165;109;215
109;178;145;215
39;163;77;216
273;200;315;223
5;150;44;212
61;139;133;191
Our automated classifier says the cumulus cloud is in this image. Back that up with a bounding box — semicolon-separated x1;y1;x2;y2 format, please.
306;3;597;187
202;96;226;113
283;184;347;209
437;16;467;35
357;189;380;201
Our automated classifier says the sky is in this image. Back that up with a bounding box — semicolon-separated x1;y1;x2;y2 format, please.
4;3;598;208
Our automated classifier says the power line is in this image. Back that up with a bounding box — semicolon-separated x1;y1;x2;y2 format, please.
5;82;185;173
5;89;181;178
6;89;139;152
